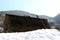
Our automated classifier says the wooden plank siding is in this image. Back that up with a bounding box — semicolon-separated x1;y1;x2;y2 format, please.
4;14;50;32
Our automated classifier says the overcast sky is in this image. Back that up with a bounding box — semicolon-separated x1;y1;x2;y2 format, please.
0;0;60;17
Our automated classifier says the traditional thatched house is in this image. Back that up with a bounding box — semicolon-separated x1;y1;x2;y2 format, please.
0;10;50;32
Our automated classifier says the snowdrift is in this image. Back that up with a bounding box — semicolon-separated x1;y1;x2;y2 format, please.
0;29;60;40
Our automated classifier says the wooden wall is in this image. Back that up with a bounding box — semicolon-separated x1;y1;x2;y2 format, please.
4;14;50;32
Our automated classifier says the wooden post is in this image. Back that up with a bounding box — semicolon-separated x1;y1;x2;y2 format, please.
4;14;8;32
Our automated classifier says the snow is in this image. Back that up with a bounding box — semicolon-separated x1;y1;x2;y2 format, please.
3;11;37;18
0;29;60;40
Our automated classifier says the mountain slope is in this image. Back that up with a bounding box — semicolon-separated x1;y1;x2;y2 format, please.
54;14;60;24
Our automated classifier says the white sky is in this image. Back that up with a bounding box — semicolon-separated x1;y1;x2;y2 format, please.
0;0;60;17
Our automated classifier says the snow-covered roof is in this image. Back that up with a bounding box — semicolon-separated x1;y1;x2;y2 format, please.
2;10;37;18
38;15;56;22
1;10;55;23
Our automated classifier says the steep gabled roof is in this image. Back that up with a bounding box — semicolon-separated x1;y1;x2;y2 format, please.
1;10;37;18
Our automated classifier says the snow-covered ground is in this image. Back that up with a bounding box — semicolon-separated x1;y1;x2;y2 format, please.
0;29;60;40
